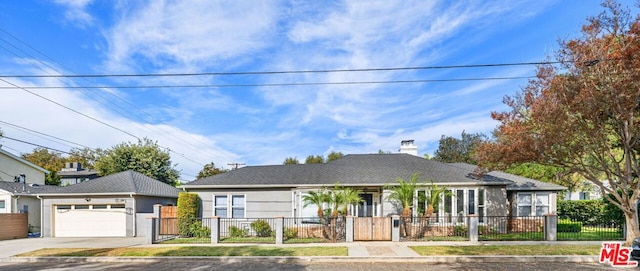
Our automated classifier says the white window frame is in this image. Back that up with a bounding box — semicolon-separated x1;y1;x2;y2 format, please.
213;194;246;218
517;192;550;216
423;187;485;224
0;200;5;209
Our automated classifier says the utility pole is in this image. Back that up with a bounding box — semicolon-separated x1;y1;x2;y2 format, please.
227;163;245;170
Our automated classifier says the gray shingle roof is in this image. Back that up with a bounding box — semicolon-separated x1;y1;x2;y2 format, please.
0;181;61;195
39;170;180;198
183;154;516;188
448;163;567;191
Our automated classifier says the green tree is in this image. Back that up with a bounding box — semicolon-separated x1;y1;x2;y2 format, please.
196;162;227;179
476;1;640;244
283;157;300;165
94;138;180;185
327;151;344;162
67;147;104;169
433;131;487;164
305;155;324;164
21;148;65;185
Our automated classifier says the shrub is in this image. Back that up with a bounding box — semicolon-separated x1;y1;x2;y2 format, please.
557;219;582;232
229;225;248;238
284;227;298;240
250;219;272;237
453;225;467;236
177;192;201;237
189;223;211;238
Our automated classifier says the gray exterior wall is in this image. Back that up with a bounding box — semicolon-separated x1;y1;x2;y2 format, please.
41;195;176;238
189;188;293;218
16;196;41;233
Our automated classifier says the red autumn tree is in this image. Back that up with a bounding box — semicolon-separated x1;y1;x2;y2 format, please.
476;0;640;244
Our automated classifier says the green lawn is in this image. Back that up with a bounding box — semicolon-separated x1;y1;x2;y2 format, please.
160;237;327;244
410;245;602;256
17;246;348;257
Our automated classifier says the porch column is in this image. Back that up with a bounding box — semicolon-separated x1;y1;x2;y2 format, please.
544;213;557;241
275;216;284;244
391;215;400;242
211;216;220;244
345;216;354;242
468;214;478;242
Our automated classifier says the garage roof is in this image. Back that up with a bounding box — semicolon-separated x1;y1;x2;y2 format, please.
39;170;180;198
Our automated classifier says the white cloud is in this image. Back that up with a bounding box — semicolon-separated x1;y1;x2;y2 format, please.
53;0;95;27
103;1;279;72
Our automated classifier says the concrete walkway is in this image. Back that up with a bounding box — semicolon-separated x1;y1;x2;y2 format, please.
0;237;606;262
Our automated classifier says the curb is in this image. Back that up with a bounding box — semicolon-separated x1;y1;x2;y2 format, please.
0;255;600;264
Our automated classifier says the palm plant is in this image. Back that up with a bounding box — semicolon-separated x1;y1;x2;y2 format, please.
302;188;329;218
425;182;452;217
386;173;421;237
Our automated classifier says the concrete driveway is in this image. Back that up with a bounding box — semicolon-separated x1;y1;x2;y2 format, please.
0;237;147;258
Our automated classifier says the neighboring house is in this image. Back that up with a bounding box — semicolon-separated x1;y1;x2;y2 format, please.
38;170;179;238
181;145;565;223
564;181;604;200
0;148;48;185
58;162;99;186
0;147;49;233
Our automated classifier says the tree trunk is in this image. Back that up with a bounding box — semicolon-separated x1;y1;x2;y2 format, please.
624;209;640;245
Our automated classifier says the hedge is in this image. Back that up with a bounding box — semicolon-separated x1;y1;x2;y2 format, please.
177;192;201;237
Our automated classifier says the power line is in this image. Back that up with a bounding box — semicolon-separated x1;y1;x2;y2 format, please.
0;120;93;150
1;135;73;155
0;76;535;89
0;61;562;78
0;78;140;139
0;27;235;165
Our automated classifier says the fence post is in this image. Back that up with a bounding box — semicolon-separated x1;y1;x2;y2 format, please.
392;215;400;242
345;216;354;242
275;217;284;244
149;204;162;244
468;215;478;242
211;216;220;244
544;214;557;241
147;217;156;244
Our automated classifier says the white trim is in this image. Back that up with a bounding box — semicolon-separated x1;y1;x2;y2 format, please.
213;194;246;218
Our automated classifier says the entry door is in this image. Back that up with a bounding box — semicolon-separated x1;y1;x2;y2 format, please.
358;193;373;217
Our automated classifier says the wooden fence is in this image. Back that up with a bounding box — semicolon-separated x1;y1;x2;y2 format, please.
159;206;178;235
0;213;28;240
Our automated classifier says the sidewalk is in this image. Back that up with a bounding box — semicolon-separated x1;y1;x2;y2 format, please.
0;238;604;263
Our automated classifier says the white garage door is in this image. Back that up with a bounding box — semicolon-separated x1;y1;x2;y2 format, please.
54;204;127;237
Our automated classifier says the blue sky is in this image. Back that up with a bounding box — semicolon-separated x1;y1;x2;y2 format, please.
0;0;636;181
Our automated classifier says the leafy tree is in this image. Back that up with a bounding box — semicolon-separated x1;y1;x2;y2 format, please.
94;138;180;185
476;1;640;244
283;157;300;165
326;151;344;162
305;155;325;164
433;131;487;164
67;147;104;169
196;162;228;179
21;148;65;185
504;163;583;192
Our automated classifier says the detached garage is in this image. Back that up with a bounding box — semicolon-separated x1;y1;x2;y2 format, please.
40;170;179;238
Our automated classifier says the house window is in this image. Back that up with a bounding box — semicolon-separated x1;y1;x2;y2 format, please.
517;192;549;216
478;188;485;223
421;188;485;223
214;195;245;218
579;192;590;200
0;200;5;209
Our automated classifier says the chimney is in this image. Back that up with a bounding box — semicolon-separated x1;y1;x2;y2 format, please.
399;140;418;156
